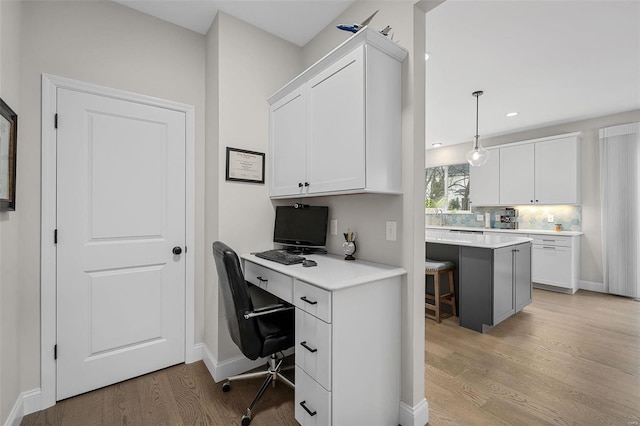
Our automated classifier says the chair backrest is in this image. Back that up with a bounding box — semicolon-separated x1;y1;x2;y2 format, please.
212;241;262;360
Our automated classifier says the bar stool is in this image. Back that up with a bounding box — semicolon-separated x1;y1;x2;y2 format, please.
425;259;457;323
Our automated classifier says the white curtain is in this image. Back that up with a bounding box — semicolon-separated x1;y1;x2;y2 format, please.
600;122;640;298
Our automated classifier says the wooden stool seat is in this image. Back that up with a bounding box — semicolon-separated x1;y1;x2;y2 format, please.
425;259;457;323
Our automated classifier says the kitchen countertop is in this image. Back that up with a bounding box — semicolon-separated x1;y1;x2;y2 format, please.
426;229;532;249
426;225;583;237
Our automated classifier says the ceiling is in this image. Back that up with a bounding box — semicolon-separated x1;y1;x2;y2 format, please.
114;0;640;150
114;0;354;46
426;0;640;149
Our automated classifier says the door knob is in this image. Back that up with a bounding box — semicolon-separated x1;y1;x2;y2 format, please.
172;246;182;255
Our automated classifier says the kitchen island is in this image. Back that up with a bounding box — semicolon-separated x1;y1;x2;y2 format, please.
426;229;533;332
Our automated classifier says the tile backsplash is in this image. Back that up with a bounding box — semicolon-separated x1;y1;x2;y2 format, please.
426;205;581;232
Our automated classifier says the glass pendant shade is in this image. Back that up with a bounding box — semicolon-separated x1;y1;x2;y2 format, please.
466;90;490;167
466;136;490;166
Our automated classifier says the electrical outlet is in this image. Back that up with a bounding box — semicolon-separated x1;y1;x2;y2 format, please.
547;215;554;223
330;219;338;235
386;221;397;241
495;214;501;221
476;214;484;221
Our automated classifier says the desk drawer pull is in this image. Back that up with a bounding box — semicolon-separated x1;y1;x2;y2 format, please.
300;296;317;305
300;341;318;353
299;401;317;416
256;276;268;283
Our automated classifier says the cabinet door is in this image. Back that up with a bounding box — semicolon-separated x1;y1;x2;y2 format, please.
535;136;579;204
515;243;532;311
270;88;307;197
500;144;535;205
531;245;572;288
469;149;500;205
493;246;515;325
306;46;365;194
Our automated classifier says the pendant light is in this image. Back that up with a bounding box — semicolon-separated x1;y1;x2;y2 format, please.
466;90;490;167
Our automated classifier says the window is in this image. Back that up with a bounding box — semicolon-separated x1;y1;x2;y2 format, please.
425;163;470;212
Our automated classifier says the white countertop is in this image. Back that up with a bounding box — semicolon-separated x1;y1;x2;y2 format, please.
242;253;406;291
426;229;532;249
426;225;583;237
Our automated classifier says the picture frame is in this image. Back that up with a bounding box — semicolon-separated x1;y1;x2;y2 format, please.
0;97;17;211
225;147;265;184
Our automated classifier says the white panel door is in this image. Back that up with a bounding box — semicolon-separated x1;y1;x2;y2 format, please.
56;88;186;400
306;45;365;194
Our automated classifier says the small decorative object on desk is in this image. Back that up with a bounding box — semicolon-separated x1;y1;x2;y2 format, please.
343;229;357;260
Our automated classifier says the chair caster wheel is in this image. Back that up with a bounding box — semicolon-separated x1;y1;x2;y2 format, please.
241;414;252;425
222;382;231;392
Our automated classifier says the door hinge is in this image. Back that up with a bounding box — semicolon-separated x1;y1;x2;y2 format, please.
54;344;57;360
54;113;58;129
185;246;187;254
54;229;58;244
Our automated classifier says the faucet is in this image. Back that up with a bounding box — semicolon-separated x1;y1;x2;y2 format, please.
436;208;444;226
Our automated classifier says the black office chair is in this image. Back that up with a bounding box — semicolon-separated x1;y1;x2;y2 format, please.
212;241;295;426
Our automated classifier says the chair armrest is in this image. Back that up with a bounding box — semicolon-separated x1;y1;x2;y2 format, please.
243;304;294;320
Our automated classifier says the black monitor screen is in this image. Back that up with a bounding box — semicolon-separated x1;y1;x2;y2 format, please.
274;205;329;248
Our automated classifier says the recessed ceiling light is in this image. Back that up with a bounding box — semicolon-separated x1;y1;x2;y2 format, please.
432;142;442;148
506;112;519;117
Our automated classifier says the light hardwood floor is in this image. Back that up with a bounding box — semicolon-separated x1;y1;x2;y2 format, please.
23;289;640;425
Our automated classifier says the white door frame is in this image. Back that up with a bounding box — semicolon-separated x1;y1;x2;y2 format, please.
40;74;197;410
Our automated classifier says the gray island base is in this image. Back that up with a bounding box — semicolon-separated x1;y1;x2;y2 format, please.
426;230;533;333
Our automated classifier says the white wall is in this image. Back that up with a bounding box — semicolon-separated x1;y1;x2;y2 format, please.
13;0;206;413
426;109;640;286
204;11;302;361
0;0;23;422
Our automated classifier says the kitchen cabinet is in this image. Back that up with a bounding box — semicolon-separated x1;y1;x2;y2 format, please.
469;148;500;206
268;29;407;198
498;134;580;205
492;243;532;325
530;234;580;293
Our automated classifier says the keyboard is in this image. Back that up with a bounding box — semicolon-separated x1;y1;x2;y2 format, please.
255;250;305;265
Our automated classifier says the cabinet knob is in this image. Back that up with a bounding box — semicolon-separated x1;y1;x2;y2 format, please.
304;182;310;187
298;182;303;188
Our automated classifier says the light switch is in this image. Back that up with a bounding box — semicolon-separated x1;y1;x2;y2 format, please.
386;221;397;241
476;214;484;221
547;215;554;223
330;219;338;235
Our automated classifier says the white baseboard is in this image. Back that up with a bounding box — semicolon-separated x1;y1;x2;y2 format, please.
201;344;292;383
399;398;429;426
533;283;577;294
579;280;605;293
4;388;42;426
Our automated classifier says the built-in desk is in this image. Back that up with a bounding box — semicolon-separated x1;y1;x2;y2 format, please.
241;253;405;426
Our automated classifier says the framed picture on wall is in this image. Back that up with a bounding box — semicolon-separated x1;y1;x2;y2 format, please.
225;147;265;184
0;97;17;211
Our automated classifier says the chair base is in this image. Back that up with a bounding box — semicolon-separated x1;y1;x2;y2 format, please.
222;354;294;425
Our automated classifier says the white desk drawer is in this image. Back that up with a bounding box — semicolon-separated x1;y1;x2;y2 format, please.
244;262;293;303
296;308;332;391
294;280;332;323
295;366;331;426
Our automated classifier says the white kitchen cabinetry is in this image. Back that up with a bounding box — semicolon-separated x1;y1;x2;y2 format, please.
498;134;580;205
530;234;580;293
268;29;406;198
469;148;500;206
499;144;535;205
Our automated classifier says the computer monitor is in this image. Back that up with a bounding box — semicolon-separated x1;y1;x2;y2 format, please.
273;205;329;250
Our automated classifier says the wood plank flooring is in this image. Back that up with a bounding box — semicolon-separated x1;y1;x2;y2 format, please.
22;289;640;425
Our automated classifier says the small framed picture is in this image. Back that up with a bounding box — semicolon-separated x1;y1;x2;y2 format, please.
225;147;265;184
0;97;17;211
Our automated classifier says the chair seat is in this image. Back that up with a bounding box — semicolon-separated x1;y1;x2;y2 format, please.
425;259;455;271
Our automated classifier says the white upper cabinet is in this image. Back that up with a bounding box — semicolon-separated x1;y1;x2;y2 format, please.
469;148;500;206
474;133;581;206
535;136;580;204
270;88;307;197
500;143;535;205
268;29;407;199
